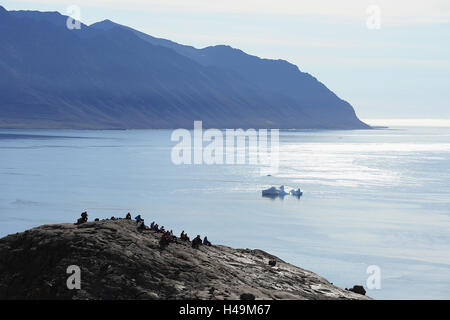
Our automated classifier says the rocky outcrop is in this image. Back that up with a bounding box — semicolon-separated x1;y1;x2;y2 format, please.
347;285;367;296
0;219;369;300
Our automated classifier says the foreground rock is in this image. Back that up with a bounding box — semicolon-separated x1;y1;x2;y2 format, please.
0;220;369;300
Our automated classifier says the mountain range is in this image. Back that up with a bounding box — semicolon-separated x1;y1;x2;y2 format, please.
0;6;369;129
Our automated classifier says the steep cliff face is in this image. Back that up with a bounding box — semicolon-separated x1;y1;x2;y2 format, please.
0;219;368;300
0;6;369;130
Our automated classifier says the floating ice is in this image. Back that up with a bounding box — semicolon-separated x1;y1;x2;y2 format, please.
290;188;303;197
262;185;302;198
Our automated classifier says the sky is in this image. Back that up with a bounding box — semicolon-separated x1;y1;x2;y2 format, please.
1;0;449;120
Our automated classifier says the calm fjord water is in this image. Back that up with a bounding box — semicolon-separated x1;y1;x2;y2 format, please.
1;127;449;299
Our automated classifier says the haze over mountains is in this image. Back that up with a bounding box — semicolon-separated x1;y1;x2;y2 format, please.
0;6;369;129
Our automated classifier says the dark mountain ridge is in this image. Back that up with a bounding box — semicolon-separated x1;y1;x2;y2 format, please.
0;6;369;129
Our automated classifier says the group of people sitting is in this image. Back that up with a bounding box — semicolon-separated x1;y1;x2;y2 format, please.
133;214;213;249
180;232;210;247
179;231;190;242
74;211;212;250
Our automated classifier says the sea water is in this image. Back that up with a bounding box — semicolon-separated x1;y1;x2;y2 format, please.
0;126;449;299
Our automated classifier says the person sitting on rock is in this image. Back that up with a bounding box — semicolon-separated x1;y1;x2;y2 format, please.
75;211;88;225
203;236;211;246
159;233;169;249
135;215;143;222
168;230;177;242
137;219;146;231
192;235;202;249
125;212;131;220
181;231;190;242
165;231;173;243
160;226;165;233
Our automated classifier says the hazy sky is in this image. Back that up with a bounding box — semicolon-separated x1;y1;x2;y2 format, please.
2;0;449;120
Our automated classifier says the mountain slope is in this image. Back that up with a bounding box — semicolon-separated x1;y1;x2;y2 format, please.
91;19;365;126
0;219;369;299
0;7;369;129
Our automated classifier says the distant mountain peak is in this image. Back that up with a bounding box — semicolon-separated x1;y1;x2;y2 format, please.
90;19;122;30
94;19;115;25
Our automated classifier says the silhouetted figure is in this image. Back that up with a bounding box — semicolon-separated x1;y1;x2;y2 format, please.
125;212;131;220
203;236;211;246
169;230;177;242
94;218;99;222
165;231;173;243
180;231;190;241
135;215;143;222
159;233;169;249
137;219;146;231
111;216;116;220
192;235;202;249
75;211;88;225
150;221;155;229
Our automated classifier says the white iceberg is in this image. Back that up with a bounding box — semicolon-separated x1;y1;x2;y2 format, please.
290;188;303;197
262;185;303;198
262;185;288;197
